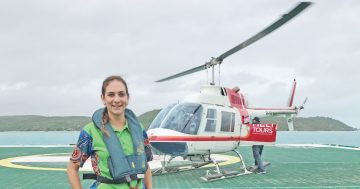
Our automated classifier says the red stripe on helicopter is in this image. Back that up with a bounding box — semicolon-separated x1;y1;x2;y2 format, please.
149;135;274;142
247;108;295;110
149;123;276;142
150;136;244;141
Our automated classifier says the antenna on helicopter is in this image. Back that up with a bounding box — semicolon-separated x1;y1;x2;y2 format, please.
155;2;312;84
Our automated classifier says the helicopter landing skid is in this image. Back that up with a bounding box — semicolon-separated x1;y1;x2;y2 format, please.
200;149;252;182
151;156;213;176
152;166;181;175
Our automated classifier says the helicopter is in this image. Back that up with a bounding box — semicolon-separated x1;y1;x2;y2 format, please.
147;2;311;181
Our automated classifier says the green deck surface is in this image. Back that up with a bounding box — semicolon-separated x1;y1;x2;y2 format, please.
0;146;359;189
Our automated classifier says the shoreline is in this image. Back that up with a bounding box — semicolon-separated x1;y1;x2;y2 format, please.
1;143;359;149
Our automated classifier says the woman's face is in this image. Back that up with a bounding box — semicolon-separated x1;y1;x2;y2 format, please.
101;80;129;117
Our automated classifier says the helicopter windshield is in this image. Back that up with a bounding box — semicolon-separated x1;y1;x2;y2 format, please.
148;103;176;130
160;103;203;135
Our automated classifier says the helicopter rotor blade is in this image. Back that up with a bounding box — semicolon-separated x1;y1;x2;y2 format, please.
155;64;206;82
155;2;312;82
217;2;312;61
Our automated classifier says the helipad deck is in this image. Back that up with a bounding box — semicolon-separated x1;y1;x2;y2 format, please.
0;145;359;189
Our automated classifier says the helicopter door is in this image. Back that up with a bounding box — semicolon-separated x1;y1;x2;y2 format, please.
220;111;235;133
215;110;237;151
193;108;217;152
204;109;217;132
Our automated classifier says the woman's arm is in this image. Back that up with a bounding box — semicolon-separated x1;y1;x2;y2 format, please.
144;166;152;189
67;161;82;189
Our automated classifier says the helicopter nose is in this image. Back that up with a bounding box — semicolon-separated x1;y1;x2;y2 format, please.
150;141;188;156
147;128;189;155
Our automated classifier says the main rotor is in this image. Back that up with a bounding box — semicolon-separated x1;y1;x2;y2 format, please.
155;2;312;85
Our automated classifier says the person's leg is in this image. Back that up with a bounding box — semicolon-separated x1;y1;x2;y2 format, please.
259;145;264;156
252;145;259;166
252;145;265;172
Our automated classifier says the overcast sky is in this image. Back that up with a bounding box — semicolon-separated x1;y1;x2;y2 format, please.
0;0;359;128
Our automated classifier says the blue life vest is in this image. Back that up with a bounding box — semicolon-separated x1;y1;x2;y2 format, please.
91;108;148;181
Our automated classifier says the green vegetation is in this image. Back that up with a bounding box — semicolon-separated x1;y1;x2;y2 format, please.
0;110;356;131
0;115;91;131
138;109;161;129
261;116;357;131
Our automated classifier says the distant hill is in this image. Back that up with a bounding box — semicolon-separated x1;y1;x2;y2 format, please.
138;109;161;129
260;116;356;131
0;115;91;131
0;111;356;131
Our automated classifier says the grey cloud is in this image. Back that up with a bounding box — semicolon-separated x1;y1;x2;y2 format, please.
0;0;359;128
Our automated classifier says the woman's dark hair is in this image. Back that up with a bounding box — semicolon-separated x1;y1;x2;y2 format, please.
101;75;129;97
101;75;129;137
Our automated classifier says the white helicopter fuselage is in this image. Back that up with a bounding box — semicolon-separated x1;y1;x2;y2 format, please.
147;85;290;156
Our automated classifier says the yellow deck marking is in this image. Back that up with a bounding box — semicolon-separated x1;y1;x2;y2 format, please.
205;154;240;167
0;153;69;171
0;153;240;171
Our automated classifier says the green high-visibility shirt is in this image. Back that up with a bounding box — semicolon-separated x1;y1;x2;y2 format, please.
70;120;146;189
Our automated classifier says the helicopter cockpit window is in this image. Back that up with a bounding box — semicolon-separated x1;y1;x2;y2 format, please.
205;109;217;132
148;103;176;130
160;103;202;135
220;111;235;132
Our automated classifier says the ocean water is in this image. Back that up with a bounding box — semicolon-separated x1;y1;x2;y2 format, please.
0;131;79;146
0;131;359;147
276;131;360;147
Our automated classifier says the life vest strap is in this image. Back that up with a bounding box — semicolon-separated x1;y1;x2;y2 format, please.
83;173;144;184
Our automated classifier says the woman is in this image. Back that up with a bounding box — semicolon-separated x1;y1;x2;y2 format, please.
67;75;152;189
